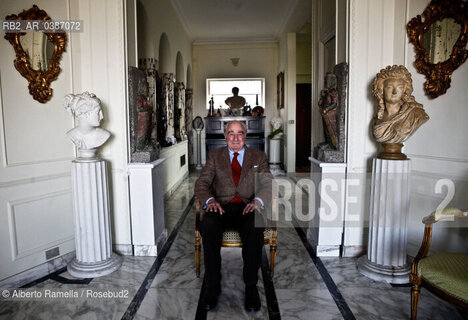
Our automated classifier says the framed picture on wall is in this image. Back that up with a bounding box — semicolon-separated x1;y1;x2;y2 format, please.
277;72;284;109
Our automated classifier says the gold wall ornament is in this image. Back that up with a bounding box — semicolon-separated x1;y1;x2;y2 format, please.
407;0;468;99
4;5;67;103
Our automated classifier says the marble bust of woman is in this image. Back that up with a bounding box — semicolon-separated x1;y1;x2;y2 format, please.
372;65;429;145
64;92;110;158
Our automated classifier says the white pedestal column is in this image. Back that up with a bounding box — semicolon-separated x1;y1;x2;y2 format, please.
357;158;411;284
308;157;347;256
68;160;122;278
269;137;284;176
128;159;166;256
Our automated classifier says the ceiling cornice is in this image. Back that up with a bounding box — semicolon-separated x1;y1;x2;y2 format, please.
193;38;279;46
276;0;300;37
169;0;193;40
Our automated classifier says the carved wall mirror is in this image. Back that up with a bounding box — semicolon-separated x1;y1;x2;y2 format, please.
4;5;67;103
407;0;468;98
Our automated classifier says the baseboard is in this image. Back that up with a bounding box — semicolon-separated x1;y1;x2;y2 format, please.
0;251;75;288
342;245;366;257
113;244;133;256
317;245;341;257
133;245;158;256
164;171;189;200
156;229;168;250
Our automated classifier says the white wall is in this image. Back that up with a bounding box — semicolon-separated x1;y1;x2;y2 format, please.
344;0;467;256
0;0;75;281
344;0;411;255
137;0;192;80
310;0;347;154
285;34;297;172
277;33;297;172
277;0;312;172
192;42;279;164
126;0;138;68
404;0;467;254
296;34;312;84
159;141;189;193
136;0;191;187
70;0;130;252
0;0;131;282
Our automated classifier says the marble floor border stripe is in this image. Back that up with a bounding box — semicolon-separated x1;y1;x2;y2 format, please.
49;270;93;285
121;195;195;320
288;175;356;320
293;220;356;320
261;247;281;320
20;267;93;288
194;277;208;320
391;283;411;288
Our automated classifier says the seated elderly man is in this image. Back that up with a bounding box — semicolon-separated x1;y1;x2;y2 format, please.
195;120;272;312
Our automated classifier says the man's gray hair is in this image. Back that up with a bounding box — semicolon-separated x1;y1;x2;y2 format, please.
224;120;247;135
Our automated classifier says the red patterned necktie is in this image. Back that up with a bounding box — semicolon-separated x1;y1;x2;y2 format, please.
230;152;243;203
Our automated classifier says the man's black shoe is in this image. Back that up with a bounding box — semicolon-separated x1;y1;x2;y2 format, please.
244;285;261;312
202;286;221;311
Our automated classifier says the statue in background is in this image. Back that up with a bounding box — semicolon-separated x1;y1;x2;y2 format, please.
318;72;339;149
225;87;246;115
162;73;175;145
185;88;194;163
64;92;110;159
268;116;284;176
128;66;160;162
138;58;158;148
313;63;348;163
135;78;153;150
174;82;186;141
372;65;429;159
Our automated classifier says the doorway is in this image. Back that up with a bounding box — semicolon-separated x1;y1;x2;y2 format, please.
295;83;311;172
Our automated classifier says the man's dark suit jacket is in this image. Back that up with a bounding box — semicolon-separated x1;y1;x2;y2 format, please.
195;146;273;207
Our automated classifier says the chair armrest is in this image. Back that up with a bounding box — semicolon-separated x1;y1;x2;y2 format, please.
264;196;278;229
412;207;467;277
422;207;466;225
195;195;201;232
411;224;433;277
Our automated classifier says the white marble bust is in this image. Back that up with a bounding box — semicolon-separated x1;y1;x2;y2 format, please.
64;92;111;158
269;116;284;140
271;117;283;131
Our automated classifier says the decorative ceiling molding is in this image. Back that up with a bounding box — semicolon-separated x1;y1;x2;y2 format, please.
192;38;278;46
169;0;308;43
276;0;300;38
169;0;193;39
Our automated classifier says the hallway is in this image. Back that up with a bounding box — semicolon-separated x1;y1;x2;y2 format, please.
0;172;465;320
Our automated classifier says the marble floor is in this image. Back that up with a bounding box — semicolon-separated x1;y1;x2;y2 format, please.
0;171;466;320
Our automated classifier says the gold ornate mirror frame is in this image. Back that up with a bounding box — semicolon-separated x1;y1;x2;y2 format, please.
407;0;468;99
4;5;67;103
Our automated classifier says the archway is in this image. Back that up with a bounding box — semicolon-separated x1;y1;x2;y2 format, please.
175;51;184;83
174;51;185;141
158;33;172;74
185;64;194;164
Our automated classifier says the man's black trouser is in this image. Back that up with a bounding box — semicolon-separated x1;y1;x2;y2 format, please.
200;202;264;289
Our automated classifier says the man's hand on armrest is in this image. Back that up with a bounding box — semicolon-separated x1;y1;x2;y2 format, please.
243;199;263;215
206;198;225;215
